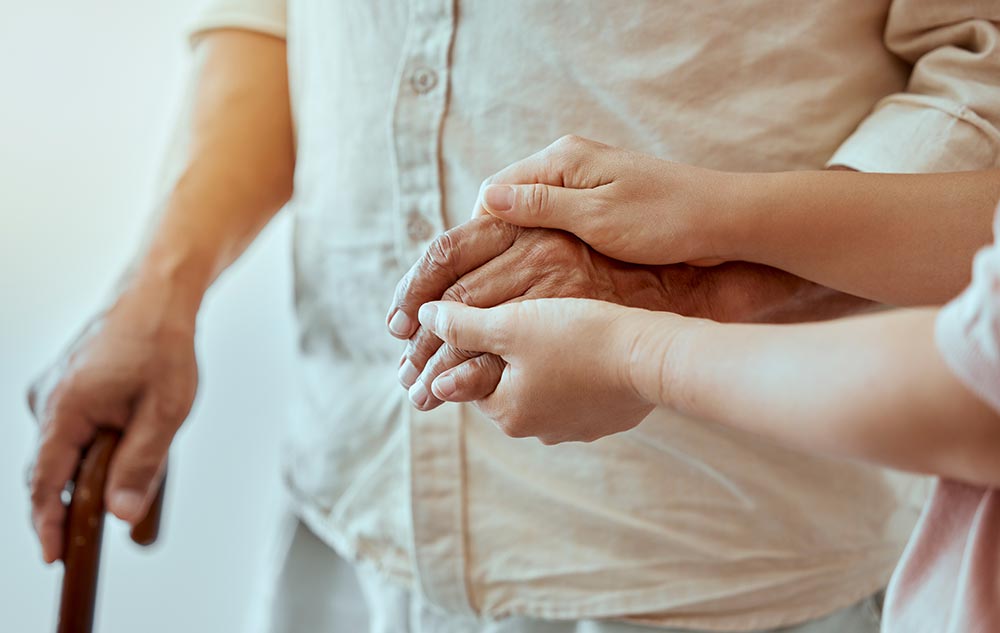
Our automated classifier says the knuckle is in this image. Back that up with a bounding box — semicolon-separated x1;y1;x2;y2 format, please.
444;344;478;364
28;469;57;507
442;281;475;307
525;184;549;218
119;456;161;484
438;317;460;347
425;231;458;275
520;232;562;268
407;329;443;364
154;397;187;425
552;134;598;162
553;134;585;153
28;475;44;505
483;352;506;373
29;485;49;509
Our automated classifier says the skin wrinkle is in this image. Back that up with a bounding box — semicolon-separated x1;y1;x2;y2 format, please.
402;238;874;414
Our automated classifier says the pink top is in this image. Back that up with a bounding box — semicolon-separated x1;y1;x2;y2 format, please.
883;204;1000;632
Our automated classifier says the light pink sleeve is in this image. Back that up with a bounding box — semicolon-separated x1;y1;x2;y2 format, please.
935;202;1000;414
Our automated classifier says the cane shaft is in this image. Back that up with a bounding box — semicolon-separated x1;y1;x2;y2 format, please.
56;430;118;633
56;430;167;633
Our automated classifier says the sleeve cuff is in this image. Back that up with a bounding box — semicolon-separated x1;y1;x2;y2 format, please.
827;96;1000;173
187;8;287;46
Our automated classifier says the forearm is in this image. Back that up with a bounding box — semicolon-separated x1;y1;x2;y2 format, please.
626;308;1000;486
122;30;294;323
724;169;1000;306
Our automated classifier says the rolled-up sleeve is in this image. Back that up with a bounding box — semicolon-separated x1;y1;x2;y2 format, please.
188;0;287;45
829;1;1000;173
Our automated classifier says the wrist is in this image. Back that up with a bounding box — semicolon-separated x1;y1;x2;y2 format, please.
109;276;200;338
613;309;704;409
116;240;216;334
718;171;800;265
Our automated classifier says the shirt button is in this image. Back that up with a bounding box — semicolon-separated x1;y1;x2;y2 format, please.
410;67;438;94
406;211;434;242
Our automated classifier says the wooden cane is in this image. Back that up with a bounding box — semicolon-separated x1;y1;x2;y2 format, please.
56;430;167;633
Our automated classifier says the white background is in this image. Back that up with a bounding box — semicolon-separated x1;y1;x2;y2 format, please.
0;2;297;631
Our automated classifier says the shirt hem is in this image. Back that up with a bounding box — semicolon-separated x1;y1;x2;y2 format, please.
291;479;895;631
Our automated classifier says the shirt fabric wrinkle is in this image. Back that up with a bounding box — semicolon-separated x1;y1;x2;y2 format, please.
188;0;1000;629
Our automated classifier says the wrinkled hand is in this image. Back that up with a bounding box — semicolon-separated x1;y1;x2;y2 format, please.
417;299;662;444
386;215;839;414
386;216;678;411
471;134;737;266
26;288;197;563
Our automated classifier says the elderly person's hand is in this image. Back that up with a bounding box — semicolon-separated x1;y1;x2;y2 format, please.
26;285;198;563
386;214;850;413
415;298;666;444
471;134;739;266
386;216;680;411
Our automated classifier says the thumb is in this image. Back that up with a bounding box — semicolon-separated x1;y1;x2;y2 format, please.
481;183;588;230
418;301;510;355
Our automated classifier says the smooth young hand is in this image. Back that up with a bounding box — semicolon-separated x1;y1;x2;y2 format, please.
417;298;665;444
476;136;1000;306
473;135;737;266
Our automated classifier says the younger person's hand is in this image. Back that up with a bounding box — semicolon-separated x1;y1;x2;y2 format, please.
473;135;739;266
417;298;666;444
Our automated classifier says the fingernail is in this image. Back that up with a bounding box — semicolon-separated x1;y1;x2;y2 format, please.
418;303;439;328
398;360;420;388
109;490;144;522
409;382;429;408
434;374;457;399
388;310;413;337
484;185;514;212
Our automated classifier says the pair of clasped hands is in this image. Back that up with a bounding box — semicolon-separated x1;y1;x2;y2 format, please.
384;135;822;445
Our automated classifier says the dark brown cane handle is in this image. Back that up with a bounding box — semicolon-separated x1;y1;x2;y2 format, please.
56;430;167;633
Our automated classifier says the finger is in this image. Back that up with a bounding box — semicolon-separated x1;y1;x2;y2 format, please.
470;147;557;219
386;216;520;339
398;326;445;389
30;412;92;563
418;302;510;354
481;182;594;232
399;248;534;385
105;395;181;525
430;353;505;403
407;344;483;411
438;246;536;309
471;134;609;219
466;365;530;440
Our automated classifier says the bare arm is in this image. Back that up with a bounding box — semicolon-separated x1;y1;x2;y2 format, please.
629;308;1000;486
726;169;1000;306
27;30;294;563
471;137;999;308
418;298;1000;486
137;29;294;316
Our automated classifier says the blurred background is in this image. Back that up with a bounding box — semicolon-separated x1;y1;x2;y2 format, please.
1;2;296;631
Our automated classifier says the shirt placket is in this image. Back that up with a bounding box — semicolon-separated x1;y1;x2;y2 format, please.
390;0;474;617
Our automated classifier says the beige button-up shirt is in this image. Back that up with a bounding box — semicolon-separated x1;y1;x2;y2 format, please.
191;1;1000;629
